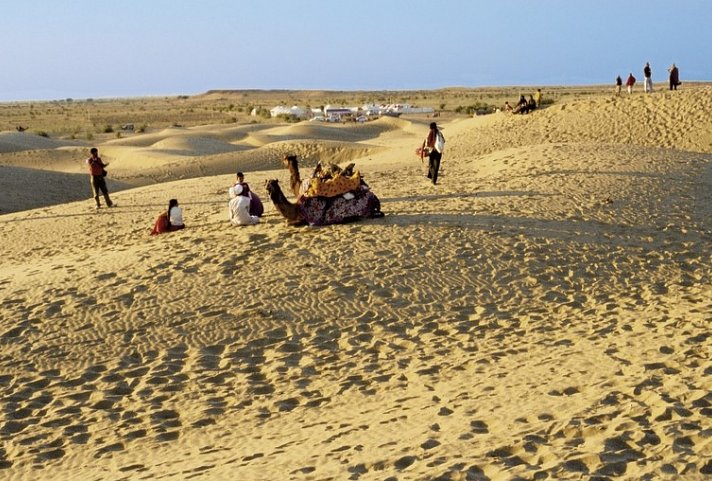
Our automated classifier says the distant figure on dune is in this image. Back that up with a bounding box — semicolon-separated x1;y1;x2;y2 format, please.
534;88;542;107
668;63;681;90
626;73;636;94
229;183;259;226
502;101;513;113
86;147;114;209
643;62;653;93
615;75;623;96
232;171;263;217
151;199;185;235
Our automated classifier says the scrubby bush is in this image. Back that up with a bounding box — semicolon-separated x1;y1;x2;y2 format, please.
255;107;271;119
103;124;114;133
277;114;300;123
455;102;497;115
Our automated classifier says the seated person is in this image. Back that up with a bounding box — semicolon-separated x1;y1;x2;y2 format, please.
502;101;513;113
232;171;264;217
512;95;528;114
151;198;185;235
168;199;185;230
527;95;537;111
229;184;259;226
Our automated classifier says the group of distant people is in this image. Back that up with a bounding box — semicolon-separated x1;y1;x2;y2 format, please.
80;63;675;224
615;62;681;96
149;169;264;234
503;88;542;115
85;147;265;236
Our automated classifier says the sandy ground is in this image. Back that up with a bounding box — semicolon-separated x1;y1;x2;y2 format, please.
0;87;710;481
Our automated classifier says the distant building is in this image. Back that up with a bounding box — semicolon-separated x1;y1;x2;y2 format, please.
270;105;306;118
309;108;325;121
323;105;357;121
361;103;435;116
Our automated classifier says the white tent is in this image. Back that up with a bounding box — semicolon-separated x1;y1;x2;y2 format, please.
270;105;305;118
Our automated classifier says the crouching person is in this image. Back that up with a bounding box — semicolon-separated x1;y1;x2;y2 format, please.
229;184;259;226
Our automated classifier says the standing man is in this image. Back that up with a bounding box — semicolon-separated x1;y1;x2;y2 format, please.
643;62;653;93
534;88;543;107
420;122;445;185
668;63;680;90
86;147;114;209
615;75;623;96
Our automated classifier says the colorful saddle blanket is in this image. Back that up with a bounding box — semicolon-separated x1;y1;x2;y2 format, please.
299;187;379;226
304;172;362;198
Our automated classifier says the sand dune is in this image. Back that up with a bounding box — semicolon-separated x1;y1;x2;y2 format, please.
264;118;407;142
0;131;82;154
106;124;268;148
0;120;394;206
0;165;129;213
0;86;710;481
449;86;712;159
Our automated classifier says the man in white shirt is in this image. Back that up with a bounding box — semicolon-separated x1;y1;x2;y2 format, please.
420;122;445;185
228;184;259;225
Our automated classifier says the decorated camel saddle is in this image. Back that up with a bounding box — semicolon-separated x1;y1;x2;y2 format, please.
266;155;383;226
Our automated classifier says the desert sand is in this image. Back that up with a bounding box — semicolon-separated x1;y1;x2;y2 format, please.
0;86;710;481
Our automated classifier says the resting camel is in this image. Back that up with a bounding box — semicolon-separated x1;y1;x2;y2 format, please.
267;155;382;226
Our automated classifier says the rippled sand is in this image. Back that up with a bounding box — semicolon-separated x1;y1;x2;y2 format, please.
1;87;710;480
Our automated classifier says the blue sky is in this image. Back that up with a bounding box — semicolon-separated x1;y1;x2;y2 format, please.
1;0;709;101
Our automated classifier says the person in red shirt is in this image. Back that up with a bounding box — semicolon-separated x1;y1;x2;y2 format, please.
626;73;636;94
86;147;114;209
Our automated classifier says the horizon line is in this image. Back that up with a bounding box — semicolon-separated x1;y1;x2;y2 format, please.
2;81;711;104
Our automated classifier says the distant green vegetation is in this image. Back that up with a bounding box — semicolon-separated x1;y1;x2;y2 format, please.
454;102;497;115
0;86;608;138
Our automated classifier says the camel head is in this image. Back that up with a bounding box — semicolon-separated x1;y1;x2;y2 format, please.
265;178;279;194
265;179;286;202
282;154;298;168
